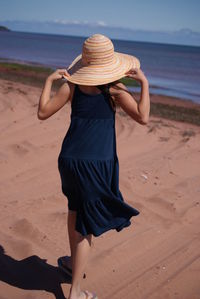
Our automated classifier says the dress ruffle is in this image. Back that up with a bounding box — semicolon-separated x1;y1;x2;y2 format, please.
58;155;140;237
76;193;139;237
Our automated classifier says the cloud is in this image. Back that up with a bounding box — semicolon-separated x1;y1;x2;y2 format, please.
52;19;107;27
96;21;107;27
53;19;81;25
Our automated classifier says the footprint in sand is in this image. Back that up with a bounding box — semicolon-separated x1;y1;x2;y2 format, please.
9;140;37;156
11;218;46;245
10;144;29;156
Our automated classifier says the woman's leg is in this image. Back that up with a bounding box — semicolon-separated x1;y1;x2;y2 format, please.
68;210;93;298
67;210;78;268
69;232;92;299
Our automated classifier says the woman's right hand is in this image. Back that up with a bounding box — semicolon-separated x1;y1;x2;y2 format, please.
47;68;70;82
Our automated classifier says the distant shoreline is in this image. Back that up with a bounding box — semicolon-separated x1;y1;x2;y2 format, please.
0;59;200;126
0;25;10;31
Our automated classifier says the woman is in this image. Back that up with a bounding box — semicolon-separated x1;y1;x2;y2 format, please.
38;34;150;299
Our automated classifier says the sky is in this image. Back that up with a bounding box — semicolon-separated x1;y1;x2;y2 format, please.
0;0;200;32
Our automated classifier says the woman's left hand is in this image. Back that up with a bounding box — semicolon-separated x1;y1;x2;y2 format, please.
125;68;148;84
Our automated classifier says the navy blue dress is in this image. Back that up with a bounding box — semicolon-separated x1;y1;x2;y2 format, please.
58;84;140;237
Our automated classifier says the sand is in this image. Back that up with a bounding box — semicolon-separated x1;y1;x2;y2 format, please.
0;78;200;299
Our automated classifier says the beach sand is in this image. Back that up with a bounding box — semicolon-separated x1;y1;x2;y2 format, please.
0;77;200;299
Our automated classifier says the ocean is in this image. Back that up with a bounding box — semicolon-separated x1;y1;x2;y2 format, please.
0;30;200;103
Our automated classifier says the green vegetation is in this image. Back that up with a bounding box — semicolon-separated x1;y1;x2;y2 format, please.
0;62;139;86
0;62;52;73
0;61;59;89
0;60;200;126
119;77;139;87
0;61;141;90
150;102;200;126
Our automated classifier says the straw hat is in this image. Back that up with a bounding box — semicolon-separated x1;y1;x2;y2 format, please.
65;34;140;86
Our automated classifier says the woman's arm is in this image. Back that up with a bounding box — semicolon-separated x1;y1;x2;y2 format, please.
37;69;71;120
111;68;150;125
138;78;150;124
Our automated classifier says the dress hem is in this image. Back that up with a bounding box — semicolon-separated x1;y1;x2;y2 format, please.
75;215;139;237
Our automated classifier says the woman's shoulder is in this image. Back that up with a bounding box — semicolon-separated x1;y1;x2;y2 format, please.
60;81;76;103
109;80;129;95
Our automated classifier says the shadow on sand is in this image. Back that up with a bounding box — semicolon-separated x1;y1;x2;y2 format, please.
0;245;71;299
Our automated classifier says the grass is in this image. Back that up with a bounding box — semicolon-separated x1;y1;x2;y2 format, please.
181;129;196;137
1;60;200;126
119;77;139;87
150;102;200;126
0;61;139;88
0;61;64;90
0;62;53;73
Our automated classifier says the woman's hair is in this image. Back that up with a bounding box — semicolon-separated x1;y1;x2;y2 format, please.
96;82;116;112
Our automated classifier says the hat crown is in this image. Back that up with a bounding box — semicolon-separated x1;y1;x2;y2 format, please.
81;34;115;66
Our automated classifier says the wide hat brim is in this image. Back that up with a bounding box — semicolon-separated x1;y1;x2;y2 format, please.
65;52;140;86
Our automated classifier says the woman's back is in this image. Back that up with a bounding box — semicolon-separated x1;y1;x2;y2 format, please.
71;84;115;119
58;84;116;160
